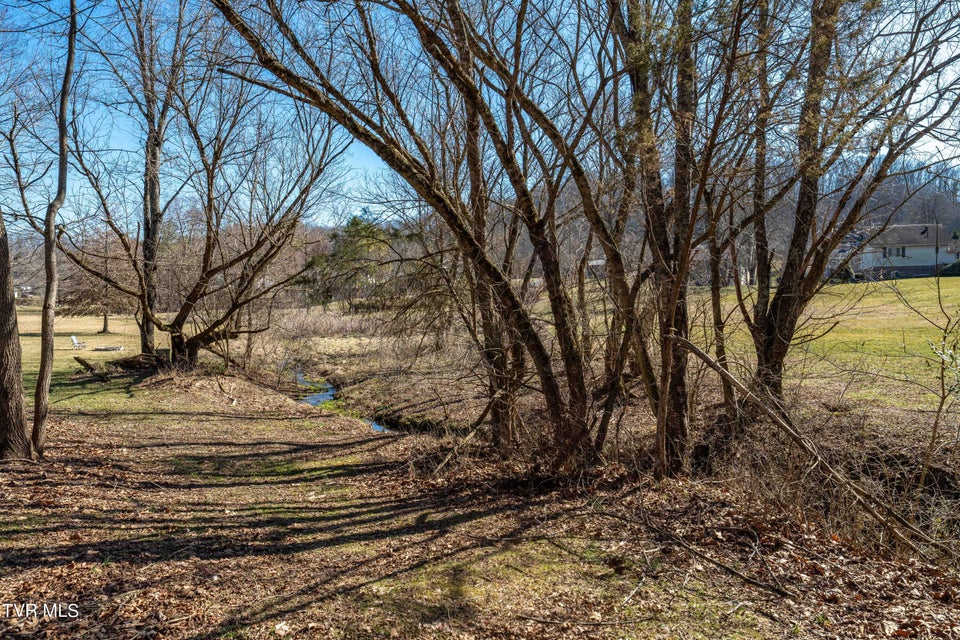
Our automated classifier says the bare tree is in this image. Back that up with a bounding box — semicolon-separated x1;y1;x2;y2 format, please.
0;0;77;458
63;18;346;366
211;0;960;478
59;227;139;332
33;0;76;457
738;0;960;401
209;0;684;469
76;0;198;354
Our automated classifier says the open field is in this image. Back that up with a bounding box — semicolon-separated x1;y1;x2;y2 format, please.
788;278;960;393
15;310;169;409
15;276;960;407
300;278;960;458
652;277;960;421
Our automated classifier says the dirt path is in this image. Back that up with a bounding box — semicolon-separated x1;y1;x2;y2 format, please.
1;374;957;639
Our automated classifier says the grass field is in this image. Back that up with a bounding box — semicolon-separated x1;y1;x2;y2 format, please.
802;277;960;368
683;277;960;410
15;276;960;411
15;310;170;411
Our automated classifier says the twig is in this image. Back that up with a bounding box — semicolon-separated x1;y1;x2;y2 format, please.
716;526;789;593
621;579;644;605
674;334;955;560
725;601;746;616
0;458;37;465
517;614;651;626
215;376;238;406
752;538;788;594
749;606;784;624
431;393;499;476
595;509;796;599
432;425;480;476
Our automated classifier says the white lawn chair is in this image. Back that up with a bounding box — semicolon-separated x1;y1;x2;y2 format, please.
70;336;86;350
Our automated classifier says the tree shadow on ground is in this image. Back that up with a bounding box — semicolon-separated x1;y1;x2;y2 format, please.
1;428;566;638
48;370;156;405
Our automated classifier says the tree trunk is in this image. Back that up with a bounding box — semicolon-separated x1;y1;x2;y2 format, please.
459;39;520;458
99;311;110;334
243;305;254;368
654;274;690;479
751;0;771;338
33;220;59;458
653;0;694;479
169;332;199;368
752;0;841;401
692;227;740;474
478;290;518;456
708;235;736;416
0;216;30;460
32;0;76;458
140;131;161;355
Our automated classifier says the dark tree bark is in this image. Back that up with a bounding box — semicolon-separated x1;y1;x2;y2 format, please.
613;0;694;478
133;3;184;356
0;215;30;460
456;19;518;457
764;0;836;395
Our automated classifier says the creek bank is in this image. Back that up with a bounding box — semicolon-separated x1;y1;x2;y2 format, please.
294;371;470;437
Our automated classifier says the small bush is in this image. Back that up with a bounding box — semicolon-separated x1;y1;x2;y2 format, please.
941;260;960;277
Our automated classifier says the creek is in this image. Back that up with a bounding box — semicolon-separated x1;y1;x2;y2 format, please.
295;372;392;433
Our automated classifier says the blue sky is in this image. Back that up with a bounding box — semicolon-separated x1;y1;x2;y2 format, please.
347;141;387;174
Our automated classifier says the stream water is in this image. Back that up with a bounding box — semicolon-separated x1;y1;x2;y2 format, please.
295;372;391;433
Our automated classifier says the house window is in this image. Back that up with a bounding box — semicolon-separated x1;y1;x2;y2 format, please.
884;246;906;258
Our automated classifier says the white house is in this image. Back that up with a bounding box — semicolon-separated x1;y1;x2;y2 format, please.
858;224;959;278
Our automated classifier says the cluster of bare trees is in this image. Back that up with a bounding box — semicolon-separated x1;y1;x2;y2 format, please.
0;0;345;459
62;0;346;366
211;0;960;474
3;0;960;476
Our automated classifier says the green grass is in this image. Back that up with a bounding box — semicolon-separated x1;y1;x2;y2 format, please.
803;278;960;364
16;309;170;409
16;277;960;415
696;277;960;408
513;276;959;390
783;279;960;409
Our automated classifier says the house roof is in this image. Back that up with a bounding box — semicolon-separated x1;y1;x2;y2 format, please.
870;224;951;247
